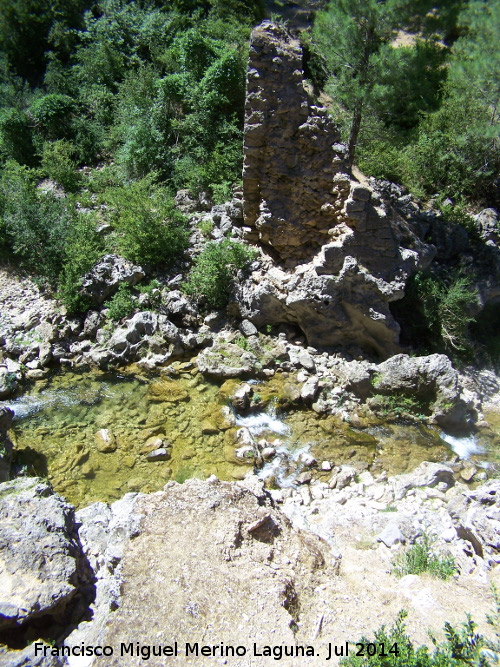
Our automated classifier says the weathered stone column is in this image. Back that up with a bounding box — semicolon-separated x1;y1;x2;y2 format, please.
243;21;346;261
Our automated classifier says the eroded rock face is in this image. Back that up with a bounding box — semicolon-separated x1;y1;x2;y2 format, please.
0;478;88;633
243;22;345;259
233;257;407;357
240;22;435;357
89;311;183;368
80;255;145;305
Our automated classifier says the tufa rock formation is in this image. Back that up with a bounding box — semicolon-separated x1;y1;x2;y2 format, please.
238;22;435;357
0;478;93;642
243;21;345;259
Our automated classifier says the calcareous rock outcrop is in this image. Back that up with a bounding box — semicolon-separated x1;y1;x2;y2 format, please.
0;478;91;635
80;254;145;305
239;22;435;357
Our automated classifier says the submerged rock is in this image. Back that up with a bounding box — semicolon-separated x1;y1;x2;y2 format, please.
94;428;117;453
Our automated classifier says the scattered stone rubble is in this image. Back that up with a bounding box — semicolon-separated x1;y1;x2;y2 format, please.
1;469;499;664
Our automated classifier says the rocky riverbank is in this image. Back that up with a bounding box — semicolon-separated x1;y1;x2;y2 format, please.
2;17;500;667
1;467;500;666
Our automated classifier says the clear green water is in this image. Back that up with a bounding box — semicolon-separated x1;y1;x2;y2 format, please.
7;365;251;508
5;367;497;508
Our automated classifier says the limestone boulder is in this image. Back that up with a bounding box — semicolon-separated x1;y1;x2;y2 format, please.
0;478;85;632
389;462;455;500
196;343;258;378
372;353;469;428
89;312;183;368
80;255;145;305
474;208;499;246
0;643;66;666
162;290;198;327
447;480;500;565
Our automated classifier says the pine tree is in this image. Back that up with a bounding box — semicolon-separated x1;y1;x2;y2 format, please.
312;0;463;169
451;0;500;134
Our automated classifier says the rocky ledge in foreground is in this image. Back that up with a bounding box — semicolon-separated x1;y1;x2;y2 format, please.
0;478;94;648
2;468;499;666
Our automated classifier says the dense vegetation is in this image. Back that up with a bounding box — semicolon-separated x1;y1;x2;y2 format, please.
312;0;499;206
0;0;263;310
311;0;500;362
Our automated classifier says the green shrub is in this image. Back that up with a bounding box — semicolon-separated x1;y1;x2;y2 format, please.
184;239;255;308
40;140;81;192
437;198;478;238
104;177;189;266
57;212;104;313
0;161;73;283
391;532;456;580
341;608;485;666
391;271;478;357
30;93;75;143
105;284;135;321
400;90;499;203
137;279;163;310
198;218;214;238
0;108;36;165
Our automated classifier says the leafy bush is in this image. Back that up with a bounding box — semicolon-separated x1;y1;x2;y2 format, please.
198;218;214;237
437;198;478;238
57;212;104;313
104;177;189;266
105;284;135;321
341;608;485;667
392;532;456;580
0;161;73;283
0;107;36;165
391;271;478;357
420;274;478;355
40;140;81;192
30;93;76;143
137;279;162;310
184;239;255;308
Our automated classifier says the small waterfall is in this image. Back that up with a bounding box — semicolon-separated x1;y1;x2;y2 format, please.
3;386;103;420
440;432;485;462
235;405;312;487
234;408;289;437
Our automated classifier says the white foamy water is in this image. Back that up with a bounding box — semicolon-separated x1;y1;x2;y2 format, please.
235;411;289;436
440;432;484;460
3;386;101;420
4;391;78;419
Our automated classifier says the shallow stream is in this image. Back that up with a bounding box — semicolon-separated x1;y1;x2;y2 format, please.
4;367;498;508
